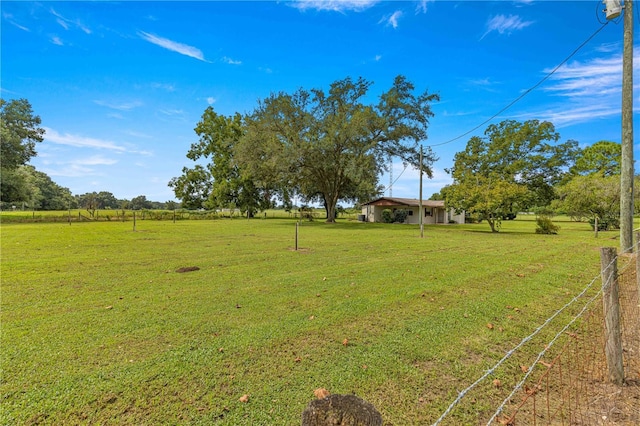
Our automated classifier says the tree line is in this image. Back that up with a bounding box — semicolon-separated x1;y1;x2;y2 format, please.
0;99;174;212
1;76;630;230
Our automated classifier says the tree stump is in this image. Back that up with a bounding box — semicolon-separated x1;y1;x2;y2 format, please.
301;394;382;426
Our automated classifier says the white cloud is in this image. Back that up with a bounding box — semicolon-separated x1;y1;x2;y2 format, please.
139;31;207;62
532;104;620;127
41;155;118;178
76;155;118;166
3;12;30;31
207;97;216;105
50;35;64;46
481;14;534;40
124;130;152;139
375;54;382;61
94;99;143;111
43;127;127;152
519;47;640;127
416;0;435;14
222;56;242;65
291;0;379;12
150;82;176;92
50;8;91;34
56;18;69;30
387;11;403;29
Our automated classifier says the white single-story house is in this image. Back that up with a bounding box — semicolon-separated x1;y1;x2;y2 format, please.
361;197;465;224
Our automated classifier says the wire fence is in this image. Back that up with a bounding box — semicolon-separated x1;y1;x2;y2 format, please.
432;247;640;426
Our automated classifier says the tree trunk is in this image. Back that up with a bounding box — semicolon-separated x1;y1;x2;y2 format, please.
325;194;338;223
488;217;497;232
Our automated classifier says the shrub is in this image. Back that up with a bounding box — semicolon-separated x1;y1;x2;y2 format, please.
393;209;409;223
382;209;394;223
535;215;560;234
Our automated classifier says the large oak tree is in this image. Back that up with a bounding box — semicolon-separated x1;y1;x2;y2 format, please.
236;75;439;222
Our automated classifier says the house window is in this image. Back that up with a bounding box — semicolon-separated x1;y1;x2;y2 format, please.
425;208;432;217
408;210;413;216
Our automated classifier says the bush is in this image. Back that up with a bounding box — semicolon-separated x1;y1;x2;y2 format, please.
535;215;560;234
381;209;394;223
393;209;409;223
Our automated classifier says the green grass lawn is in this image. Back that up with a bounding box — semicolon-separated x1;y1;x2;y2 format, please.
0;216;621;424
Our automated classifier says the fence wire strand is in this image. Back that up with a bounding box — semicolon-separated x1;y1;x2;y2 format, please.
431;247;640;426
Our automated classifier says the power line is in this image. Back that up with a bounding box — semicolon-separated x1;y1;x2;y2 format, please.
427;21;610;149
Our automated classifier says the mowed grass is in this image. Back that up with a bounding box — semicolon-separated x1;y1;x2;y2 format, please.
0;216;619;425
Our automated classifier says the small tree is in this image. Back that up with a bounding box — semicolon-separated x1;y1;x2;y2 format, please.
553;174;620;229
445;120;578;232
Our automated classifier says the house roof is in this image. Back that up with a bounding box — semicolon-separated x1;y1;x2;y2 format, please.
362;197;445;208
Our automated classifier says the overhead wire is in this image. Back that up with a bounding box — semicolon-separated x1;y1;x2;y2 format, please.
426;21;610;148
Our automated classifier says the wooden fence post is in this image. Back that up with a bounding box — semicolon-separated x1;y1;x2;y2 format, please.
636;233;640;304
599;247;624;385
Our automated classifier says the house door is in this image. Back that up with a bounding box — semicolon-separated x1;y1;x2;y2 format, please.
437;209;445;223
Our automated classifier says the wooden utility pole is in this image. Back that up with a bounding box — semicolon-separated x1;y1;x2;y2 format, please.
600;247;624;385
620;0;634;253
419;145;424;238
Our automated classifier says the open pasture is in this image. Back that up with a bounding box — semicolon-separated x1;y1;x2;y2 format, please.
1;217;617;424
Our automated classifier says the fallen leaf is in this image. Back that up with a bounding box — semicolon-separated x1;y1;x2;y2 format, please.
342;338;349;346
539;360;552;368
520;365;529;373
236;304;242;309
322;277;327;281
314;388;330;399
362;365;367;369
218;347;224;353
486;323;494;330
105;306;113;310
498;327;504;332
309;315;315;320
294;357;301;363
418;397;425;403
493;379;502;388
239;394;249;403
514;308;520;313
463;313;469;318
516;273;525;278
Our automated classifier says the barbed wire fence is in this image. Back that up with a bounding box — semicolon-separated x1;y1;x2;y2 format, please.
431;242;640;426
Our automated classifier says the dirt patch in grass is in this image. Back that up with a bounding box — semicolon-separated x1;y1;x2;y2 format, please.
175;266;200;273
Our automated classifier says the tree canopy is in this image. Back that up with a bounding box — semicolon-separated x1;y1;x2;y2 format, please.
1;98;46;202
444;119;578;232
570;140;621;177
237;75;439;221
170;76;440;221
553;174;620;229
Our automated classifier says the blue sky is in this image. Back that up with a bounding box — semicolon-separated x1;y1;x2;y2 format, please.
2;1;639;202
